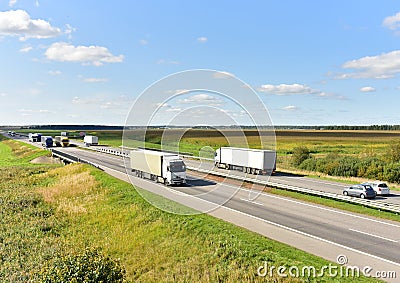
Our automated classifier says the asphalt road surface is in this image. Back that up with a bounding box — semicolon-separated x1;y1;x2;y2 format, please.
54;147;400;267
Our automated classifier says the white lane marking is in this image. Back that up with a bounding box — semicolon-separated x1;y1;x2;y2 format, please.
237;186;400;228
72;160;400;267
240;198;264;206
66;147;400;228
349;228;398;243
288;177;348;187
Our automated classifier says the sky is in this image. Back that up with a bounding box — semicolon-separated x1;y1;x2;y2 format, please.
0;0;400;126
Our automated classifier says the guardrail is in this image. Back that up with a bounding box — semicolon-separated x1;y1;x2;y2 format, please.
51;149;103;170
67;144;400;214
187;166;400;214
78;145;130;157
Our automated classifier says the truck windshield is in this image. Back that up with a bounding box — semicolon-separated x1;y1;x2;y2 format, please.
170;162;186;172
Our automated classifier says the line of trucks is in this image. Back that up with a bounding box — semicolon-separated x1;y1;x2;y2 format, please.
130;147;276;186
27;133;99;148
28;133;70;148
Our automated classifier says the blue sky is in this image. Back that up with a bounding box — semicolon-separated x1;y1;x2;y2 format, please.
0;1;400;126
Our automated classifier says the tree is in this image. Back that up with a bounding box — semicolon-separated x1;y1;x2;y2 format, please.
291;146;311;167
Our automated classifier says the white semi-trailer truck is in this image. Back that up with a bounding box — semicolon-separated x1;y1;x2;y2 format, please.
29;133;41;142
215;147;276;175
130;149;186;185
84;135;98;146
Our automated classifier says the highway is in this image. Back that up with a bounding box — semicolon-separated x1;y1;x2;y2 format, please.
184;158;400;204
51;145;400;280
5;134;400;281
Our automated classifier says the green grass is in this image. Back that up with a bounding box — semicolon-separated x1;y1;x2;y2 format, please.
0;137;380;282
0;135;52;166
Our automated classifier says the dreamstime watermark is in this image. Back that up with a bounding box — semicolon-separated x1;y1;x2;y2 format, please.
123;69;276;215
257;255;397;279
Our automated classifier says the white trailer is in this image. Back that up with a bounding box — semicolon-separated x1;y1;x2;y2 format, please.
215;147;276;175
28;133;41;142
84;135;98;146
130;149;186;185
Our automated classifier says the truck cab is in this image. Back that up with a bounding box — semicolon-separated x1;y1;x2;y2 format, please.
164;158;186;185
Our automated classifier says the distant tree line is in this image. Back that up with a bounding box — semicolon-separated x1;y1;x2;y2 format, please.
21;125;124;131
320;125;400;131
13;124;400;131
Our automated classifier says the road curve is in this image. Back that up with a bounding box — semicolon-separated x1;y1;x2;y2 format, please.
52;146;400;282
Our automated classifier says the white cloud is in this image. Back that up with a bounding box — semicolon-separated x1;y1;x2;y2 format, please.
72;95;132;109
197;36;208;43
0;10;61;40
178;93;223;106
383;12;400;30
19;45;32;52
360;86;376;92
139;39;148;45
64;24;76;39
337;50;400;79
81;77;109;83
155;102;182;113
45;42;124;66
8;0;17;7
18;108;54;114
282;105;298;111
259;83;317;95
0;92;7;97
48;70;62;76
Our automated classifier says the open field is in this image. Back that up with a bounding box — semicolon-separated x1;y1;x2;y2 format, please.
0;135;381;282
17;128;400;156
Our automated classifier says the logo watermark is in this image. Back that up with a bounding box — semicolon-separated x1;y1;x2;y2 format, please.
257;255;397;279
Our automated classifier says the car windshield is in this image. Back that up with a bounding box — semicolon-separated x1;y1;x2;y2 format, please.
378;183;388;188
364;185;373;190
170;162;186;172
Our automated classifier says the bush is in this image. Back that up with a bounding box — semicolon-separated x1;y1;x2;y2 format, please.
332;156;360;177
291;146;311;166
385;143;400;163
358;157;385;179
298;157;317;171
38;247;125;283
383;163;400;183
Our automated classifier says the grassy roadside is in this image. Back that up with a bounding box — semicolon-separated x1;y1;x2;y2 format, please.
0;136;380;282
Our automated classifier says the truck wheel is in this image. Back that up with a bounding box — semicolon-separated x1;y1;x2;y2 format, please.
242;167;247;173
246;167;251;174
251;168;256;174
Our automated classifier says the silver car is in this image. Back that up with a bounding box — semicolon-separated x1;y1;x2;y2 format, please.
343;184;376;199
362;182;390;196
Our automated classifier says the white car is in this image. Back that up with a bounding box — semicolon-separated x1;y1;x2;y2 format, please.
362;182;390;196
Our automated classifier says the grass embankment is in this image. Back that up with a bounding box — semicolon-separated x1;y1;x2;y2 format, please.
0;136;379;282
